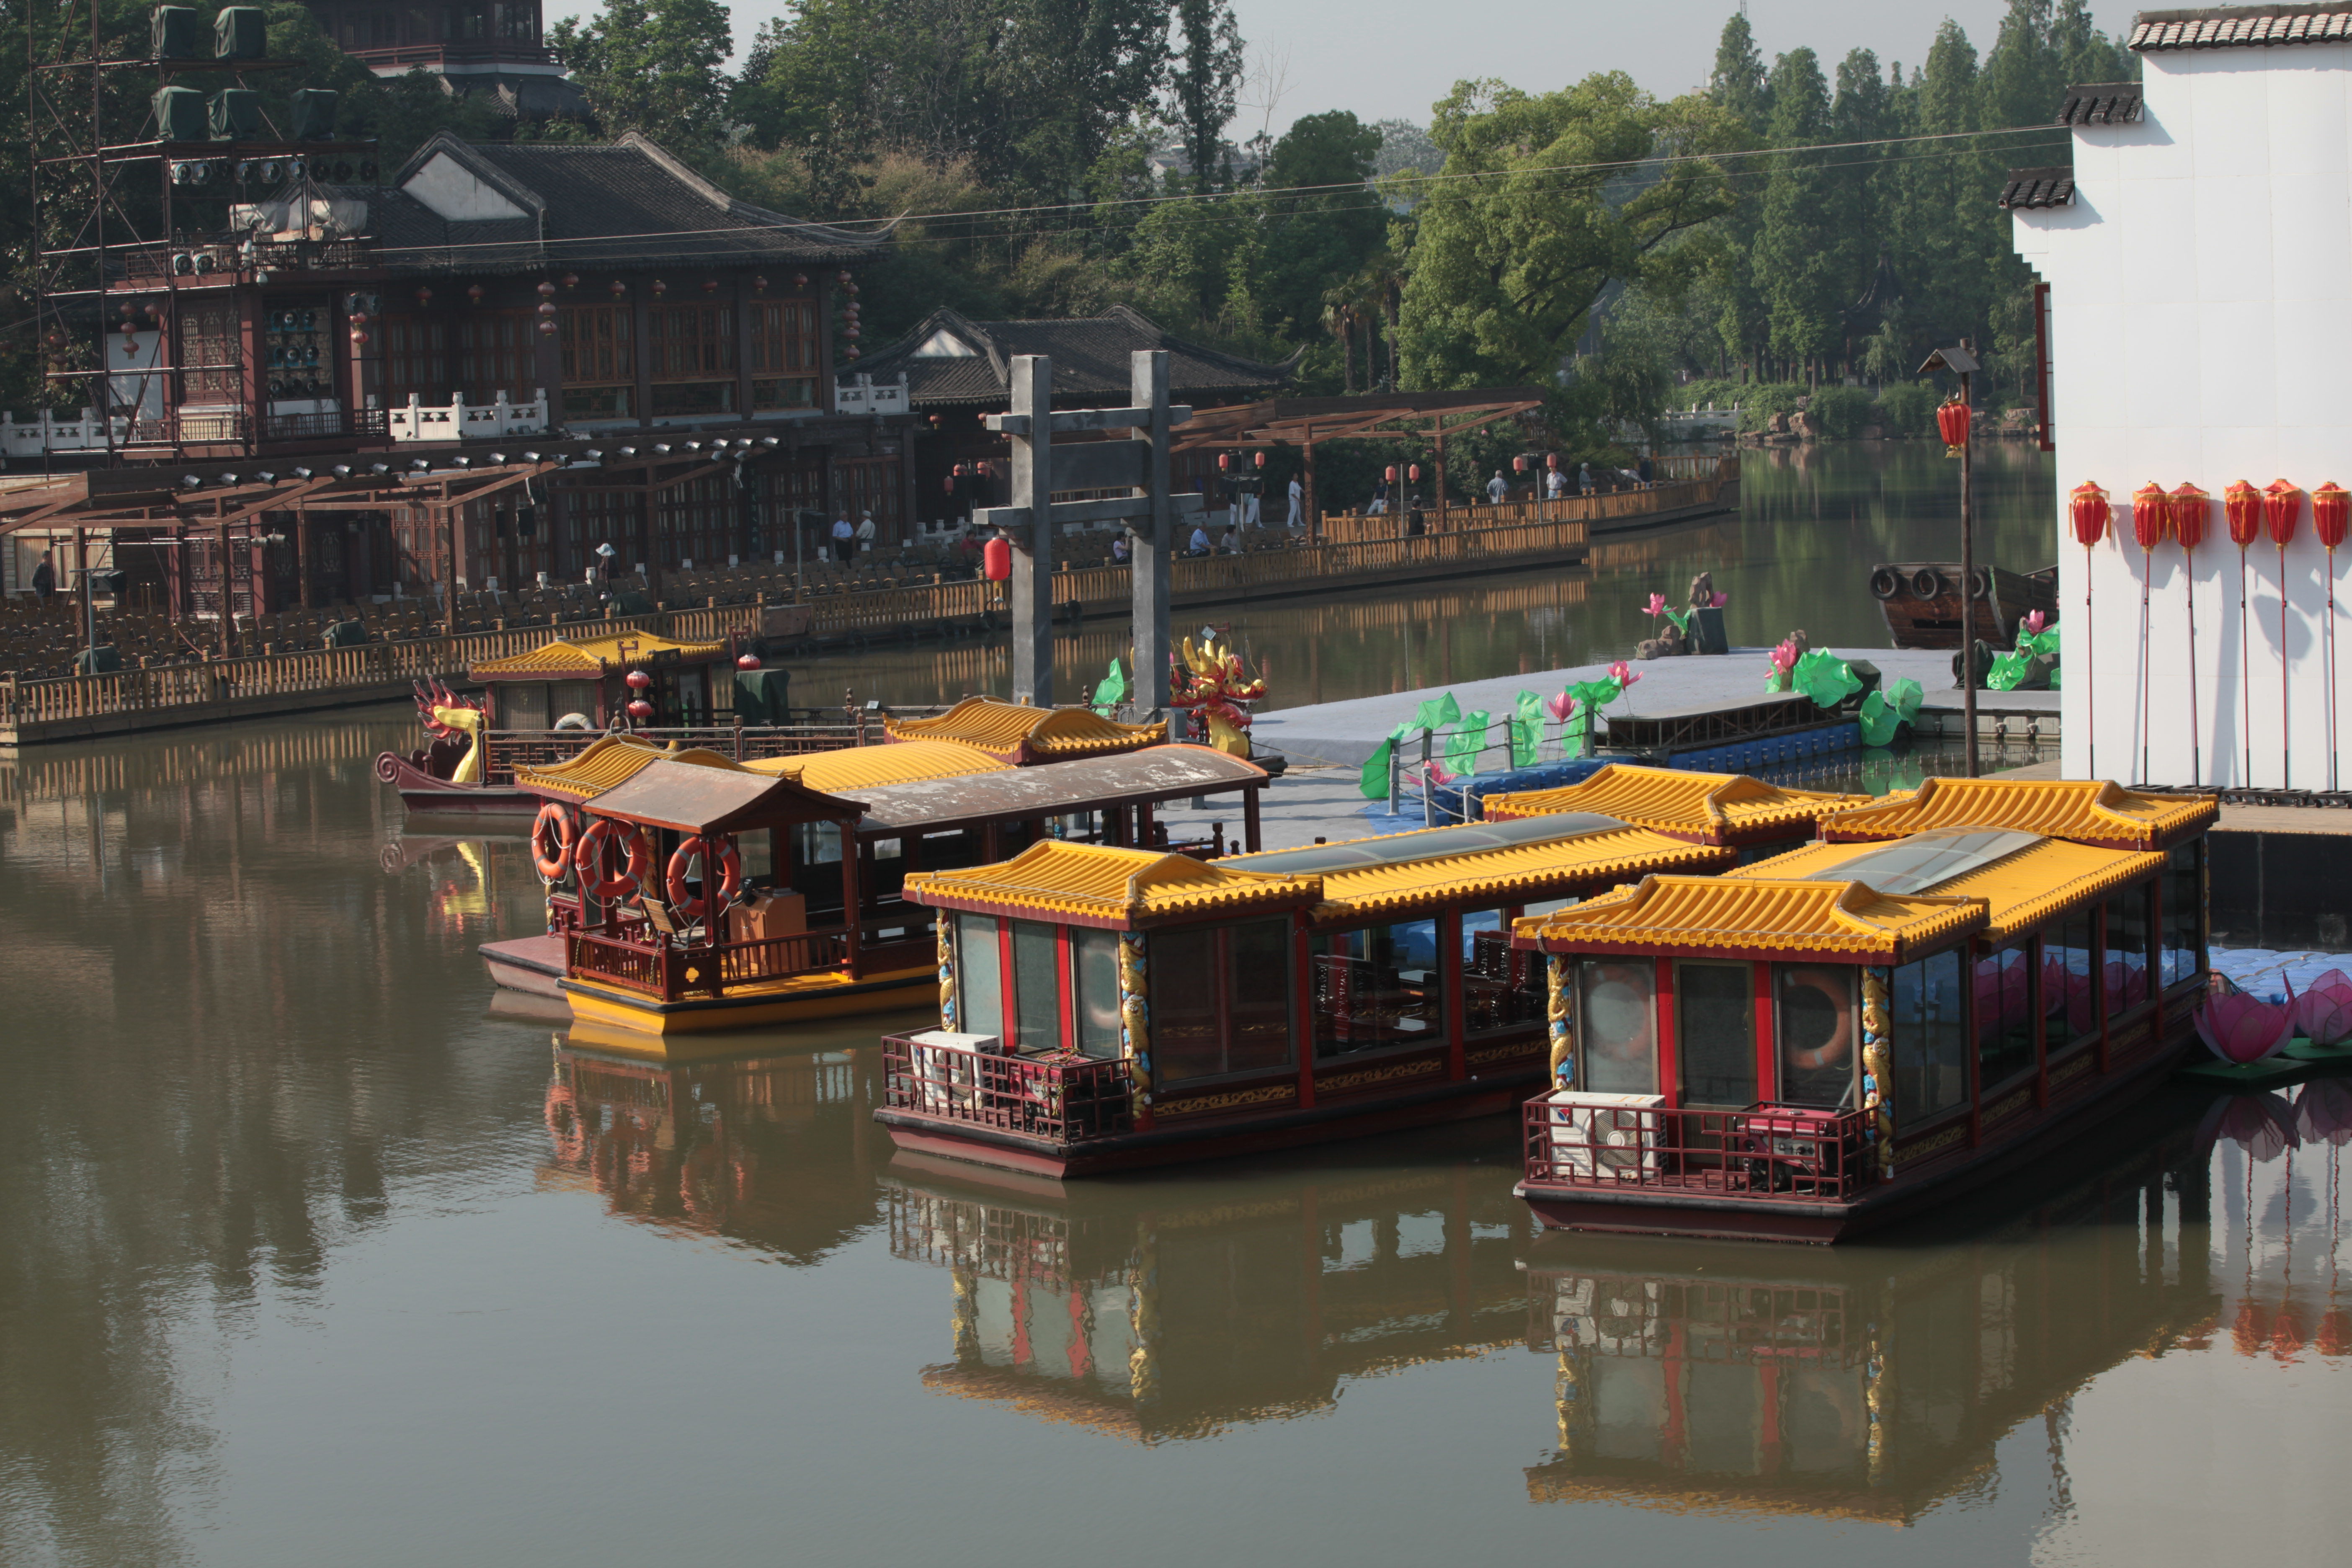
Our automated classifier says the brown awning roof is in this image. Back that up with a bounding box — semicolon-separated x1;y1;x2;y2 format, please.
582;755;861;834
854;744;1263;837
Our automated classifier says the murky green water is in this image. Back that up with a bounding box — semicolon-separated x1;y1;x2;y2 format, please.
8;443;2344;1566
793;439;2062;712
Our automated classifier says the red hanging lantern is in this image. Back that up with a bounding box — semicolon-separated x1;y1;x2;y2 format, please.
737;653;761;671
2267;480;2305;546
2170;482;2210;552
1512;454;1529;474
625;668;652;691
609;279;627;298
982;536;1012;581
536;279;556;300
2131;482;2169;550
1253;451;1266;469
702;279;719;293
414;286;433;307
794;273;808;289
942;476;956;494
753;276;768;294
561;273;578;289
466;282;485;305
650;279;668;297
1546;452;1560;471
348;328;369;346
1384;465;1397;482
2315;482;2349;550
626;698;654;721
2068;480;2110;548
1408;464;1421;482
1217;452;1230;471
2225;480;2263;547
1935;397;1971;456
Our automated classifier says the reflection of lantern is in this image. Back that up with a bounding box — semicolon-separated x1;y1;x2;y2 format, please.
737;653;760;670
1935;397;1971;455
626;699;654;721
982;537;1012;581
625;668;652;691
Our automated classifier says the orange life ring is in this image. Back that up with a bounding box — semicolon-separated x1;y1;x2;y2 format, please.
531;802;575;881
665;834;742;919
1782;966;1855;1071
573;817;650;902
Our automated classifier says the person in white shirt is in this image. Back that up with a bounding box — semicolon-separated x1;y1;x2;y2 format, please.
854;512;876;551
1486;469;1509;505
1188;524;1211;556
1111;532;1131;564
1545;466;1568;500
830;516;854;562
1286;475;1303;528
1243;489;1260;529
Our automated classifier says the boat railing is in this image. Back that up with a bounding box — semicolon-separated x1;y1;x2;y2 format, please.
483;721;885;779
880;1033;1136;1144
565;923;851;1001
1522;1097;1870;1204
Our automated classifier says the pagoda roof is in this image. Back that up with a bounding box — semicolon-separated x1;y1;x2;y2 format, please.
1481;764;1870;846
882;698;1168;763
744;739;1010;794
470;630;725;680
1516;875;1984;965
1817;777;2215;851
1733;834;2168;943
903;841;1320;930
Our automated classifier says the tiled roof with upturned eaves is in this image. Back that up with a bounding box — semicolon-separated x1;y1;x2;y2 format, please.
1514;875;1984;964
2130;9;2352;52
1480;764;1869;844
470;630;725;678
854;306;1297;408
514;740;740;801
1312;826;1732;923
1733;837;2169;943
882;697;1168;760
903;841;1321;929
1817;777;2215;851
744;739;1009;793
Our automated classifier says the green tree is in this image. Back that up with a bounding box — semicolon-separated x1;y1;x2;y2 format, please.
1395;74;1745;389
549;0;737;151
1752;47;1843;384
1707;10;1773;134
2053;0;2137;84
1166;0;1244;187
1888;20;1984;351
1246;111;1385;335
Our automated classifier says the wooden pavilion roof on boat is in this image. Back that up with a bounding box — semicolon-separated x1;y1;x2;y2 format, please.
1518;875;1986;965
1479;765;1870;847
904;841;1320;928
849;745;1263;839
578;754;861;833
1221;813;1734;923
469;631;728;681
1817;777;2215;851
744;739;1009;793
1733;831;2168;942
514;735;709;799
882;698;1168;763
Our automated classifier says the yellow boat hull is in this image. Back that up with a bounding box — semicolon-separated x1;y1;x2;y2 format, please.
560;964;938;1037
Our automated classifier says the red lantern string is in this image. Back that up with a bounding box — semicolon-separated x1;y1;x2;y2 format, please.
2318;482;2349;789
2132;484;2168;784
2173;482;2210;785
2268;482;2304;787
2071;481;2110;777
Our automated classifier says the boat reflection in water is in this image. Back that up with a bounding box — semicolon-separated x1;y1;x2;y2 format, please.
1519;1084;2352;1522
882;1140;1534;1442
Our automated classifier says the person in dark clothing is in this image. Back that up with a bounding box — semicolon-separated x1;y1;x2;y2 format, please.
31;551;56;605
1405;495;1426;537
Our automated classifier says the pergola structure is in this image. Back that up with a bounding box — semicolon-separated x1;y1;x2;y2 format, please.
0;438;766;653
1171;387;1547;533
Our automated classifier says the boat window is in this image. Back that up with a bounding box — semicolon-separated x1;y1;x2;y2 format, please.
1011;921;1061;1051
1576;960;1656;1095
1313;921;1439;1058
2104;884;2152;1020
1890;950;1967;1129
1774;965;1856;1109
1072;927;1121;1060
1974;944;2034;1091
1676;962;1756;1108
2045;908;2097;1046
957;913;1003;1039
1463;908;1545;1038
918;828;986;873
1227;812;1627;876
1150;920;1294;1085
501;682;549;731
796;822;842;865
2161;843;2203;988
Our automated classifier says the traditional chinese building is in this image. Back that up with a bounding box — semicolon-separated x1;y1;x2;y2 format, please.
302;0;588;119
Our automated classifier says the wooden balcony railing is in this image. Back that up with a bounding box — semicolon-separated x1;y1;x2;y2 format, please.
881;1034;1136;1144
566;923;851;1003
1522;1097;1870;1204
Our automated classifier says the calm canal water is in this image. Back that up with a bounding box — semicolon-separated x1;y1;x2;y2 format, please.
6;442;2344;1565
799;438;2066;712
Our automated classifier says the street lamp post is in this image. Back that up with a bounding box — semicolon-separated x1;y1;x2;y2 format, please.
1921;341;1982;778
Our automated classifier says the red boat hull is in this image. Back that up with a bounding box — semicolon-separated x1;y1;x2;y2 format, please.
376;751;542;817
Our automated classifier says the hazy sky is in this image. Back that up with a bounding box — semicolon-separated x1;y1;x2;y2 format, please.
549;0;2143;138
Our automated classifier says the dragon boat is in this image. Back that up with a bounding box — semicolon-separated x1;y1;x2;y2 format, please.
1512;777;2217;1243
867;770;1872;1178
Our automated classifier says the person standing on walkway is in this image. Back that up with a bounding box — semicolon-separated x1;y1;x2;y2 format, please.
31;550;57;607
1369;476;1389;515
1578;462;1594;496
1405;495;1426;537
1486;469;1509;506
855;511;876;552
1111;531;1131;565
1287;474;1303;528
1545;465;1568;502
830;515;854;562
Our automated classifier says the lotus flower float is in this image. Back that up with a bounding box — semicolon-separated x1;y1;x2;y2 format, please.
2196;979;2298;1064
2293;968;2352;1046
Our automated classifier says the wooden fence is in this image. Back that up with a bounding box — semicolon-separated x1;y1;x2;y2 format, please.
0;460;1734;743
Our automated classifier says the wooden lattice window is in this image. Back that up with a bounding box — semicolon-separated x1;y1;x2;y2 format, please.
560;305;633;419
380;314;449;406
175;302;239;402
454;309;534;403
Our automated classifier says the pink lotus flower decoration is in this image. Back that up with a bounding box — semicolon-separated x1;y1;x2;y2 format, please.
2023;609;2047;636
1608;660;1639;688
1642;593;1669;618
2293;967;2352;1045
1768;640;1799;674
1709;591;1728;609
2196;980;2298;1065
1416;761;1457;787
1542;691;1576;722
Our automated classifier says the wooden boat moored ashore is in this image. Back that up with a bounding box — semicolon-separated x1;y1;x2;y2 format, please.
870;772;1873;1178
1512;778;2218;1243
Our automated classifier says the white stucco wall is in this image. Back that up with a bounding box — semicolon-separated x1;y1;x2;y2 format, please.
2015;45;2352;789
403;152;529;222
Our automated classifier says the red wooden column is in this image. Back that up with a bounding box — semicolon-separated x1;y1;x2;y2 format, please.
1654;957;1679;1106
1750;961;1775;1104
1242;784;1262;851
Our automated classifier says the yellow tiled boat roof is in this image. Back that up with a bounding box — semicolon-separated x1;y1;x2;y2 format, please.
883;697;1168;758
1732;836;2167;944
471;631;725;678
1480;764;1870;843
1516;875;1983;963
1313;826;1733;922
743;739;1010;793
1818;776;2215;850
903;841;1320;929
515;736;744;800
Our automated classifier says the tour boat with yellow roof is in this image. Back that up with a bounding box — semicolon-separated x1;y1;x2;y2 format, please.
1480;763;1870;857
1510;777;2217;1243
869;811;1744;1177
882;696;1168;763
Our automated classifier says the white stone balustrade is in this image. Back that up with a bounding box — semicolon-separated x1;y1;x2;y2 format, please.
0;409;130;459
388;389;551;443
832;373;910;417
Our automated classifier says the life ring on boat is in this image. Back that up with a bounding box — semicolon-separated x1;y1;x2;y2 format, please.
1869;567;1902;601
531;802;576;881
1781;966;1855;1070
573;817;650;902
1909;567;1947;601
665;834;742;920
